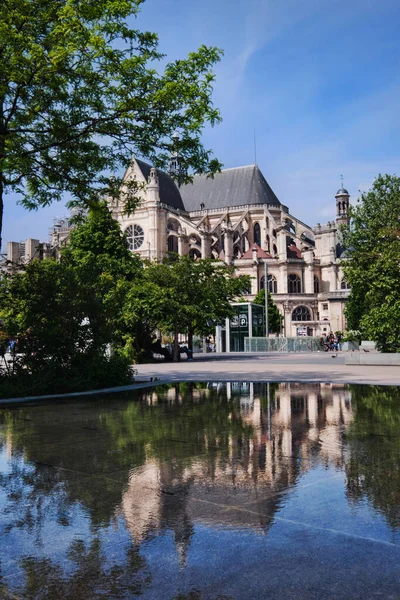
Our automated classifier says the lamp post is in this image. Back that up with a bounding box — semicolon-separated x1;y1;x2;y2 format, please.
264;260;269;339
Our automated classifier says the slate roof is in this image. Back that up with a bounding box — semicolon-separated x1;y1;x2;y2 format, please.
180;165;281;212
136;159;185;212
241;244;272;259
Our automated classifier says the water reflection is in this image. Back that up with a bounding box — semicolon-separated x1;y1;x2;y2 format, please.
0;382;399;599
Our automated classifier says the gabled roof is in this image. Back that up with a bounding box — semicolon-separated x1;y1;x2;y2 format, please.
136;159;185;212
241;244;272;259
180;165;281;212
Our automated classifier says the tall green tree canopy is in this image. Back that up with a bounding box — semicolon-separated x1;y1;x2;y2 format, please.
125;255;251;360
342;174;400;352
0;203;141;393
0;0;223;247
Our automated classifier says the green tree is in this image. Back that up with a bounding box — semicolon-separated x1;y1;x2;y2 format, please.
0;258;87;367
253;287;282;334
126;255;251;361
61;202;144;359
0;203;143;394
0;0;223;247
342;174;400;352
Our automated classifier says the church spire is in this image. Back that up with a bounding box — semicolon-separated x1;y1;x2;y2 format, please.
168;131;186;187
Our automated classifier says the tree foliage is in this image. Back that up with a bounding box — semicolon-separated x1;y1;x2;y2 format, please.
0;206;253;391
125;255;251;360
342;174;400;352
0;0;223;246
253;287;282;334
0;203;141;394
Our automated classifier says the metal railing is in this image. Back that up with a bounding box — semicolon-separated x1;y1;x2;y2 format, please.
244;337;321;352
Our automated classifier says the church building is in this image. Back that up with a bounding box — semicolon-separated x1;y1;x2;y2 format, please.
5;143;351;340
107;156;351;338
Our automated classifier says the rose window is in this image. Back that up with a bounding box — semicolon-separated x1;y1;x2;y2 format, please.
125;224;144;250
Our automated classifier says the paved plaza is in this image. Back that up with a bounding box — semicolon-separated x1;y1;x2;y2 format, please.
138;351;400;386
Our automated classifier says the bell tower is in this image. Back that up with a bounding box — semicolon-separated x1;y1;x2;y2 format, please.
335;176;350;225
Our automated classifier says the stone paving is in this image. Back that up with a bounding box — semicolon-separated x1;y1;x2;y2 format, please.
138;351;400;386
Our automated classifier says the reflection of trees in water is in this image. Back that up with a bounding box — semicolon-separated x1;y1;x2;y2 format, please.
4;538;150;600
2;382;399;597
345;385;400;530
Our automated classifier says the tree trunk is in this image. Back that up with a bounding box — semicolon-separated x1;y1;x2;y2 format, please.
173;326;180;362
188;326;193;360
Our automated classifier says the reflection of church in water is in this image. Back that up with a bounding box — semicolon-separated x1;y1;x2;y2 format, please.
120;382;353;565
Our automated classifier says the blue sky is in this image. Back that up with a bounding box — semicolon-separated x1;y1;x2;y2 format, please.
4;0;400;246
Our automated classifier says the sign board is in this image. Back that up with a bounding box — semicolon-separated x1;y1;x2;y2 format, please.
296;326;308;337
231;315;239;327
239;314;248;327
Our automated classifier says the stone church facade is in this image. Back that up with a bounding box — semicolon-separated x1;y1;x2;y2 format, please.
107;157;351;338
5;154;350;339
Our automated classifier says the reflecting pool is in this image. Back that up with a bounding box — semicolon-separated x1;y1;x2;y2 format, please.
0;382;399;599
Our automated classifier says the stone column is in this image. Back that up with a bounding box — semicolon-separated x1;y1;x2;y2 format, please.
146;168;160;261
327;264;337;291
200;231;212;258
252;264;259;295
222;223;234;265
303;249;314;294
277;228;287;261
283;301;293;337
178;230;189;256
280;263;288;294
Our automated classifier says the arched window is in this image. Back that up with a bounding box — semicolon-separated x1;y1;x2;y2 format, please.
292;306;311;321
167;235;178;253
314;276;319;294
260;275;277;293
288;274;301;294
341;279;350;290
253;222;261;246
266;234;270;253
273;244;278;256
268;274;277;293
125;224;144;250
